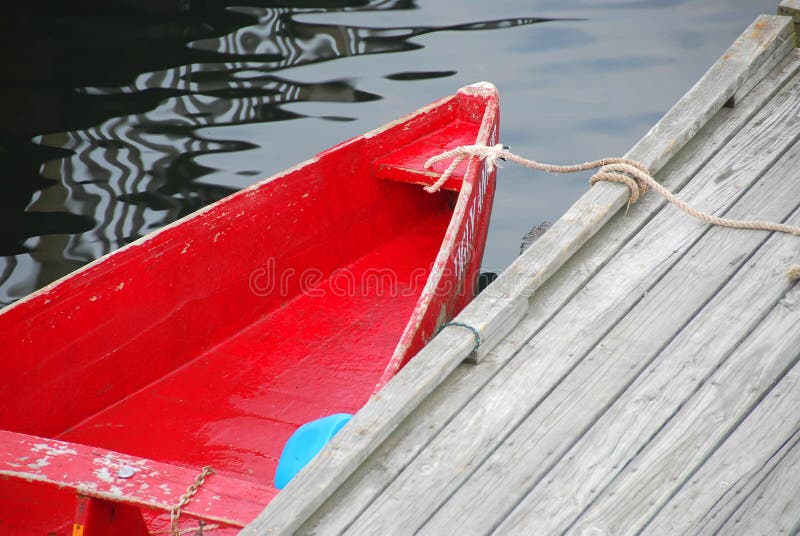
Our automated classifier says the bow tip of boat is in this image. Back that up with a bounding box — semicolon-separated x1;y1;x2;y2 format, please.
460;81;498;96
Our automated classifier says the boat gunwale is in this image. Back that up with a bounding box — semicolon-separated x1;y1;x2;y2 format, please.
0;91;461;317
376;82;499;388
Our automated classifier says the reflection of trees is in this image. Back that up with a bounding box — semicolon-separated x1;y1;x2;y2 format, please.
0;0;553;305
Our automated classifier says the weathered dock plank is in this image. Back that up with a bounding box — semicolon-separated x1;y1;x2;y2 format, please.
343;53;800;536
637;286;800;533
297;59;788;526
458;14;793;366
495;175;800;534
297;333;529;534
403;84;800;536
717;431;800;534
242;13;798;536
429;143;800;535
779;0;800;46
729;14;794;104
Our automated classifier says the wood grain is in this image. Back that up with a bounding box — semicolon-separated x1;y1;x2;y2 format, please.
298;337;527;534
499;196;800;535
717;431;800;534
242;16;794;535
461;13;792;363
422;82;800;536
346;53;800;536
638;286;800;533
779;0;800;46
729;29;794;105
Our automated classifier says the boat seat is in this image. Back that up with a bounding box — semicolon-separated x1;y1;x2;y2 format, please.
372;119;481;191
0;429;277;532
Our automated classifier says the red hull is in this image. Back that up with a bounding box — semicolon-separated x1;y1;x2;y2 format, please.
0;83;499;534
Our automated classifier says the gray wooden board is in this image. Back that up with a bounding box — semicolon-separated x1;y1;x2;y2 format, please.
779;0;800;47
490;46;800;533
420;104;800;535
491;164;800;534
460;13;792;364
342;54;800;536
623;15;791;174
729;26;794;106
295;51;800;534
781;0;800;19
242;15;794;535
717;429;800;534
635;286;800;534
240;329;474;536
298;349;515;534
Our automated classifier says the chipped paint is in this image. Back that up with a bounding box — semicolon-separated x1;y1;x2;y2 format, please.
27;456;50;470
94;452;150;478
159;483;173;495
94;466;114;483
115;282;125;291
77;481;99;492
32;442;78;457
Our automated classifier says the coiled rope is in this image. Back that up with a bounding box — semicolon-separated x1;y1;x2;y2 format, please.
424;144;800;280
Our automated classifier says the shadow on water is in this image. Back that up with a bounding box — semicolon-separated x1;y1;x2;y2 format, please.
0;0;558;305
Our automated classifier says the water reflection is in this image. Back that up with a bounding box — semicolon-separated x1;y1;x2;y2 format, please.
188;8;551;68
0;1;552;305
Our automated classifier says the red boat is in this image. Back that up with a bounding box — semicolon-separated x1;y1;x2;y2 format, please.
0;82;499;535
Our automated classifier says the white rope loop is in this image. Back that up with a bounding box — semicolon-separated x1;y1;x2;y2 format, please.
423;144;506;193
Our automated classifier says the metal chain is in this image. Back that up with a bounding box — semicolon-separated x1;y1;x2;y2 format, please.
170;466;215;536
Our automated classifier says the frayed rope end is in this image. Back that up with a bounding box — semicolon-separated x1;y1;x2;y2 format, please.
787;264;800;282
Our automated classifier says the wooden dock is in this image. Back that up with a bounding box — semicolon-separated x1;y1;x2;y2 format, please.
245;4;800;534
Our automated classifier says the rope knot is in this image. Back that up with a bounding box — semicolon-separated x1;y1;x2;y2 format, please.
423;143;800;279
589;159;651;205
423;144;652;202
423;143;506;193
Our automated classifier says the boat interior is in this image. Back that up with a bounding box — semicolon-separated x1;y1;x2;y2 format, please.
0;89;490;531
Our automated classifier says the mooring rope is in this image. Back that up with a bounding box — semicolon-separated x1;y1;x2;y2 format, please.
424;144;800;281
169;466;217;536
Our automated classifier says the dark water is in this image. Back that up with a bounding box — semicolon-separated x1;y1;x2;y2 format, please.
0;0;777;306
